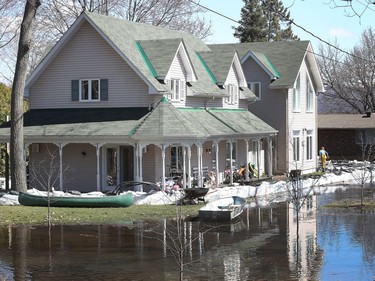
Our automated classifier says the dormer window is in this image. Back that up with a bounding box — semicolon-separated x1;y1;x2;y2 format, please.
80;79;100;101
293;74;301;112
248;82;261;100
166;79;186;102
226;84;238;104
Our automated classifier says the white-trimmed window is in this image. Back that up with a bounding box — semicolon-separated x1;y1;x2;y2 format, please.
248;82;261;100
167;79;185;101
80;79;100;101
226;84;238;104
293;74;301;112
306;79;314;112
293;130;300;162
306;130;313;160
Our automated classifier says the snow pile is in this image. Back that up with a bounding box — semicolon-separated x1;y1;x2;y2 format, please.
0;194;19;206
0;166;373;206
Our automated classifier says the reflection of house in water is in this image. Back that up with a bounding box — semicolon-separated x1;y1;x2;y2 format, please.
0;202;324;280
287;195;318;280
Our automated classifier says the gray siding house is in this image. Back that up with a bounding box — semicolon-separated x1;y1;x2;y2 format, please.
209;42;324;174
0;12;279;192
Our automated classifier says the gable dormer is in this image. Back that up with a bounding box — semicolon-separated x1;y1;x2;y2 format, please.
137;39;197;102
198;50;255;103
136;38;196;82
241;51;280;82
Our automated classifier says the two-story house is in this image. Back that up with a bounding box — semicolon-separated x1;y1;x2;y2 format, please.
0;12;277;192
209;42;324;174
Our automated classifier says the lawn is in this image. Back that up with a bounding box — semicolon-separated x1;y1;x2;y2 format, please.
0;204;202;225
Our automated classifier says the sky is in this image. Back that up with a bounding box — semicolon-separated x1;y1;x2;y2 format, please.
200;0;374;52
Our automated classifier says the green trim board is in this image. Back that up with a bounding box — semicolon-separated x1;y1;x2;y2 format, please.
195;52;217;84
135;41;158;77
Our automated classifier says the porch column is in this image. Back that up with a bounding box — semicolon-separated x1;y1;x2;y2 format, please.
246;140;250;181
267;137;273;177
139;144;144;182
213;140;220;188
161;144;166;190
257;139;261;180
136;143;145;182
187;146;192;189
58;143;66;191
94;143;102;191
197;143;203;187
182;146;186;188
229;141;234;185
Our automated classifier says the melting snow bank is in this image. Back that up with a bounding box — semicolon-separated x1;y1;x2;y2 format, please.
133;168;370;206
0;167;373;206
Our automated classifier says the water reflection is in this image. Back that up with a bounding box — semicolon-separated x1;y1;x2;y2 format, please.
0;188;374;280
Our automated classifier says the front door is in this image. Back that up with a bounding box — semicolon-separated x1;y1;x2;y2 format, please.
104;145;134;191
120;146;134;182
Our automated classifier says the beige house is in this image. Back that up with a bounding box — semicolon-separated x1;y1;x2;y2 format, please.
0;12;278;192
209;42;324;174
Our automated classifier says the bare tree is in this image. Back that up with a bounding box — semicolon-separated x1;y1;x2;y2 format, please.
349;131;375;207
317;27;375;114
329;0;375;19
28;144;70;226
1;0;211;83
10;0;41;192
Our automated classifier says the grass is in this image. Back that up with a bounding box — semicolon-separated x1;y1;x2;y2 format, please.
324;198;375;209
0;204;202;225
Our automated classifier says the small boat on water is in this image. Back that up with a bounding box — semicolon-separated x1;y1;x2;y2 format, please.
18;191;134;208
199;196;246;222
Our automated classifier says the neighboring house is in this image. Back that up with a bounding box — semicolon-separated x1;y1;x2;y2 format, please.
318;113;375;160
208;42;324;174
0;12;277;192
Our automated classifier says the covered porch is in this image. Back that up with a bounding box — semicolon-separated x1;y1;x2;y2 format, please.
0;98;277;192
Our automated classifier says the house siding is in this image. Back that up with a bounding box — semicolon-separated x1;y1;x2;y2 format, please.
242;58;288;173
287;59;317;173
29;22;151;109
242;55;317;174
222;65;239;109
29;143;97;192
167;52;188;108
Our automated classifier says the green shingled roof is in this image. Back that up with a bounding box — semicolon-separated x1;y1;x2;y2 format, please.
0;99;277;142
198;50;234;83
250;51;281;79
130;98;276;141
85;12;223;96
208;41;310;89
137;39;183;78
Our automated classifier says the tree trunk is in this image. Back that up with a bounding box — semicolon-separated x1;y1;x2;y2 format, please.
10;0;41;192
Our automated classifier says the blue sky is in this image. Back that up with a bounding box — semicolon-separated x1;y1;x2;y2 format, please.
200;0;374;52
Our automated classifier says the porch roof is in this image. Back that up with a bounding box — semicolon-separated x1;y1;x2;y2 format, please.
0;100;277;143
0;107;150;142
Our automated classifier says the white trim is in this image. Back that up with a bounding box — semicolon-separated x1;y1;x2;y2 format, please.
232;52;247;87
176;41;197;82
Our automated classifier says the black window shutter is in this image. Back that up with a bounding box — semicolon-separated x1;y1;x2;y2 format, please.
71;80;79;101
100;79;108;100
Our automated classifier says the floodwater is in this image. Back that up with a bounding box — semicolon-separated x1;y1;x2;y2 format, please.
0;188;375;281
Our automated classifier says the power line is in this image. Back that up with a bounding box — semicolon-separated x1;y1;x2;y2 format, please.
188;0;374;65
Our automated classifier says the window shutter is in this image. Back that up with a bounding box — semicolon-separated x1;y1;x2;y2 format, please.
71;80;79;101
180;79;185;101
234;86;238;104
100;79;108;100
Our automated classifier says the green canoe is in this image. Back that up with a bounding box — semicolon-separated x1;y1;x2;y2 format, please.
18;192;134;208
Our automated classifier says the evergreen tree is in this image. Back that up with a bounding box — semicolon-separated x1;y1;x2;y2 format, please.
234;0;298;42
